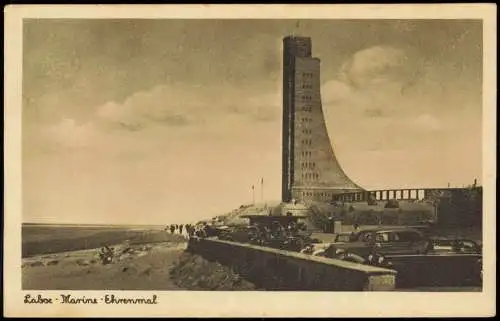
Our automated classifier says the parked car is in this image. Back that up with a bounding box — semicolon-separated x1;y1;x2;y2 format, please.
216;226;234;240
333;232;354;244
324;227;429;265
299;242;332;257
427;237;482;254
427;236;483;284
227;226;260;243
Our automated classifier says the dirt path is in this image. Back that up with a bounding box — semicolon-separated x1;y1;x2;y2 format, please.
22;242;187;290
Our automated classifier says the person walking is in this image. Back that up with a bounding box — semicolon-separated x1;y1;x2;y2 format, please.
351;223;360;236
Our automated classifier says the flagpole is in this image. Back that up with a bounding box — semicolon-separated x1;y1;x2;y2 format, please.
252;185;255;206
261;177;264;205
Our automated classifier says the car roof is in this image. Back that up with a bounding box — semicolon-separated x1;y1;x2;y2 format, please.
429;236;477;242
356;227;422;233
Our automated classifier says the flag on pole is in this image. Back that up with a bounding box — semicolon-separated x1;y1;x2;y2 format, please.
260;177;264;204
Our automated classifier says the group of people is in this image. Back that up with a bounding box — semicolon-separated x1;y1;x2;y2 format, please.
165;223;213;239
165;224;192;238
98;245;114;264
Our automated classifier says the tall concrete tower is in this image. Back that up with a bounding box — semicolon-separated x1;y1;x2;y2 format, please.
282;35;364;203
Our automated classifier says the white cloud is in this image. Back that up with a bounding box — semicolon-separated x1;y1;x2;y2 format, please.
94;84;281;132
321;80;353;104
413;114;443;131
340;45;423;91
321;45;425;120
43;118;99;150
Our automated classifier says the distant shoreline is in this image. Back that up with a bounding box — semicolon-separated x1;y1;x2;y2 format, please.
22;222;167;229
22;225;186;258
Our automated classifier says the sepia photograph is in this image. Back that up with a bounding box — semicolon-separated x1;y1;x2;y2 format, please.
4;4;496;318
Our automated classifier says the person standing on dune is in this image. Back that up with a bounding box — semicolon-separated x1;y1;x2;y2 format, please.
170;225;175;234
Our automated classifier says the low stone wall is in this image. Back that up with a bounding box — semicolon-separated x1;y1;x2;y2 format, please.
387;254;482;288
187;237;397;291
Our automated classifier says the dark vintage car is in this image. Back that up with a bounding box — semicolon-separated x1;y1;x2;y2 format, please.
333;232;354;243
427;237;483;283
215;226;234;240
427;237;482;254
218;226;260;243
324;227;430;264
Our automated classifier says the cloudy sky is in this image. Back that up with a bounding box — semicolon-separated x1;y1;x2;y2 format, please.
22;19;483;224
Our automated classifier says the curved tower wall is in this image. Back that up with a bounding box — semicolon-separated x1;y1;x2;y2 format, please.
282;36;364;203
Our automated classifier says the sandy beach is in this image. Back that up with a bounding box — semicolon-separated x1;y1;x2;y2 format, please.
23;240;187;290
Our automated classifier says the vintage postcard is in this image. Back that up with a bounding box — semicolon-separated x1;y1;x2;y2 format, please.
3;4;497;318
